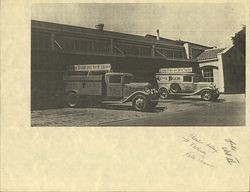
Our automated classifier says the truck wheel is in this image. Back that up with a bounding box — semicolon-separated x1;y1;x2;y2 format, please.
159;88;168;99
132;94;149;112
170;83;181;93
201;90;212;101
212;92;220;101
66;92;80;107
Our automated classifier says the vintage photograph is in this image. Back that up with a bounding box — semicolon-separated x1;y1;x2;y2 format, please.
31;3;246;126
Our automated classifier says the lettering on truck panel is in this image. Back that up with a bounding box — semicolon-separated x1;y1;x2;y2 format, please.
156;75;181;82
80;81;102;96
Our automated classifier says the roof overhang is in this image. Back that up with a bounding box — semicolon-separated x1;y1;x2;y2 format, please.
197;58;218;63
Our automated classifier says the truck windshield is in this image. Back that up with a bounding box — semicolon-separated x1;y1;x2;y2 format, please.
124;75;133;84
194;74;205;82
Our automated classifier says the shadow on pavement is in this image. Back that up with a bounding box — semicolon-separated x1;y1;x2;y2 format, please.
159;97;225;103
100;104;165;113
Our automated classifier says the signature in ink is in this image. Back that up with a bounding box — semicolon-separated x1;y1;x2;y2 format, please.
222;139;239;166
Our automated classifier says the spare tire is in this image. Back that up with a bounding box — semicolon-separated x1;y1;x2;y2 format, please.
66;91;80;107
170;83;181;93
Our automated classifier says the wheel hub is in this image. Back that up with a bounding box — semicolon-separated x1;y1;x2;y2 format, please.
203;91;211;100
135;98;145;108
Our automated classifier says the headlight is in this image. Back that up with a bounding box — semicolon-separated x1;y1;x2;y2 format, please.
209;83;216;88
144;86;151;93
150;89;156;94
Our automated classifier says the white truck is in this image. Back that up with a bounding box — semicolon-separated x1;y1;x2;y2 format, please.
156;67;220;101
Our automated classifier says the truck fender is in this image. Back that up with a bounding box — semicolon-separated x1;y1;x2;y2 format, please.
194;88;213;95
65;89;79;96
122;91;150;103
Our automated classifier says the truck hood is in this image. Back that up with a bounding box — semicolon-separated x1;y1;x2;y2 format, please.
125;82;151;88
194;82;211;85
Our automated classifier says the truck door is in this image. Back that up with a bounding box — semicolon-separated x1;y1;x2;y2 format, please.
106;74;123;98
182;75;195;92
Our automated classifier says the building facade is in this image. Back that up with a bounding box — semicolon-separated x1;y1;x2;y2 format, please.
31;20;244;109
32;20;206;109
197;46;245;93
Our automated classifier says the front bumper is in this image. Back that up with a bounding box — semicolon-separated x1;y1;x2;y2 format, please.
148;90;160;102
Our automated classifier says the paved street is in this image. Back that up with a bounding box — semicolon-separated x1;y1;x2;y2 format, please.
31;94;245;126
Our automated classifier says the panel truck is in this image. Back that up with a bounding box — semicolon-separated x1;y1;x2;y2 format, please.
156;67;220;101
63;64;159;111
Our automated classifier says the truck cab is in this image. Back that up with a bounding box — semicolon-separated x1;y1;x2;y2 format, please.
105;73;152;99
63;64;159;111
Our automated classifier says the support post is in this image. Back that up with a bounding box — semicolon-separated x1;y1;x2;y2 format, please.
51;32;55;50
110;38;114;54
152;45;155;57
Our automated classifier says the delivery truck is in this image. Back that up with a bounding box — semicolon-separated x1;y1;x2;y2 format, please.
63;64;159;111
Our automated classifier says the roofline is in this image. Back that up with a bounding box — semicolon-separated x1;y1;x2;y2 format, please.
31;20;185;49
177;40;213;49
220;46;232;54
197;58;218;63
145;34;213;49
145;34;182;45
202;47;226;52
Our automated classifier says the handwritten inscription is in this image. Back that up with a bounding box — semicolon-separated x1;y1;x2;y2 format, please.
183;134;240;168
222;139;239;166
183;134;217;168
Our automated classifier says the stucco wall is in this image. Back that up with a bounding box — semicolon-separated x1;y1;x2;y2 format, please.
198;46;245;94
199;58;224;92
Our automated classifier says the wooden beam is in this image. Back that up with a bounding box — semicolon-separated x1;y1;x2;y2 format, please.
110;39;114;54
51;32;55;50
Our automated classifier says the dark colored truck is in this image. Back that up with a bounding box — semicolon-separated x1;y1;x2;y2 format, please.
63;64;159;111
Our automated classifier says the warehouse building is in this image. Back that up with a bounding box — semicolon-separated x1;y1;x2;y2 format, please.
31;20;244;109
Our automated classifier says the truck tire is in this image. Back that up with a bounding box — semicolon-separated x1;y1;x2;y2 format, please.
201;90;212;101
150;101;158;108
132;94;149;112
170;83;181;93
159;87;169;99
211;92;220;101
66;92;80;107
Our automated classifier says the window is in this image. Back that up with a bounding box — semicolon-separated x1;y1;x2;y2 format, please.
183;76;192;82
203;67;214;82
109;75;122;83
124;75;133;84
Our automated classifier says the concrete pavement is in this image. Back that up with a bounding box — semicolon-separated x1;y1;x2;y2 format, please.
31;94;245;126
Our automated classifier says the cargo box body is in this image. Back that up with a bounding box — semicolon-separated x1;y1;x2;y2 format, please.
63;75;104;96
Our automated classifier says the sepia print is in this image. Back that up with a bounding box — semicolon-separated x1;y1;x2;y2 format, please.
31;3;246;126
1;1;249;192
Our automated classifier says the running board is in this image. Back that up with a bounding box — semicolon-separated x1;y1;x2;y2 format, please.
101;101;125;104
169;92;197;96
